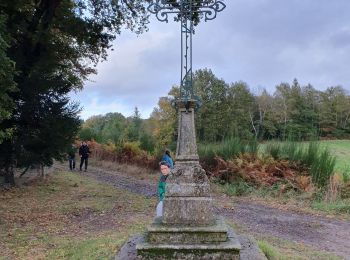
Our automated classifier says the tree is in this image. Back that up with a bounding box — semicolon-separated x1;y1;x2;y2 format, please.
128;107;142;142
150;87;178;152
0;15;16;144
255;89;277;139
0;0;150;185
319;86;350;137
226;81;255;139
193;68;229;142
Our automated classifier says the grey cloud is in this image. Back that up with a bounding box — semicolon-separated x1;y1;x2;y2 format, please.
75;0;350;119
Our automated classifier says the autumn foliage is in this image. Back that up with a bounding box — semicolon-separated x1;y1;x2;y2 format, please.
79;140;159;170
205;154;314;192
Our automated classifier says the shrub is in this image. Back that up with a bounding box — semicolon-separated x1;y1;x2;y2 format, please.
78;140;159;170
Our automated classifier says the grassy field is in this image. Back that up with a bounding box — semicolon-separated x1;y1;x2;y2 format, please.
319;140;350;173
0;172;156;259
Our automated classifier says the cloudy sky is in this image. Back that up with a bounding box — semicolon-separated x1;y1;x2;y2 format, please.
71;0;350;120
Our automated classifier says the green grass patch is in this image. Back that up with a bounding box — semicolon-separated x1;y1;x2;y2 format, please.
312;200;350;214
258;240;287;260
0;171;155;259
46;232;126;259
319;140;350;173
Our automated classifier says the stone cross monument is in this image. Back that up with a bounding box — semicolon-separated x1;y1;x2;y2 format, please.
137;1;241;259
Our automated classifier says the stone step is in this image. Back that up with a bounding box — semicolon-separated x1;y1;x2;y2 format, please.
147;217;230;244
136;226;241;260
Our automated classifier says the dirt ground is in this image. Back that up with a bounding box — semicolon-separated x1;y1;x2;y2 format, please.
54;163;350;259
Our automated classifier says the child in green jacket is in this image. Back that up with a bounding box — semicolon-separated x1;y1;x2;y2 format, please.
158;161;170;201
156;161;170;217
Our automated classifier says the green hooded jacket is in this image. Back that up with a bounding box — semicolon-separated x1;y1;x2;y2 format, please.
158;175;168;201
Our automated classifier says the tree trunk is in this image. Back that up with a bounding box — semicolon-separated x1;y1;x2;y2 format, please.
41;164;44;178
4;166;15;186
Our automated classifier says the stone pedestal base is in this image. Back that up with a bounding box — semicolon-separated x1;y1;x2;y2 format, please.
135;101;241;258
136;217;241;259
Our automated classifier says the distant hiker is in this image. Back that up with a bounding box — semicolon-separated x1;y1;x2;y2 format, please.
161;149;174;169
156;161;171;217
79;141;91;172
67;144;76;171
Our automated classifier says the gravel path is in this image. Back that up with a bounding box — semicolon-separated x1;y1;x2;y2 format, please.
54;164;350;259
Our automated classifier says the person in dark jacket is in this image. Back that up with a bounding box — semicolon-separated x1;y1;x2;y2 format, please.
67;144;76;170
79;141;91;171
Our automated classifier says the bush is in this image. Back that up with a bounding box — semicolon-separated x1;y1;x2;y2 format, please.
80;140;159;170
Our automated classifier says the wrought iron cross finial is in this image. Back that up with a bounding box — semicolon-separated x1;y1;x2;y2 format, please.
148;0;226;103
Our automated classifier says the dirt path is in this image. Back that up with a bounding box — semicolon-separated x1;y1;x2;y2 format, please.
54;164;350;259
220;202;350;259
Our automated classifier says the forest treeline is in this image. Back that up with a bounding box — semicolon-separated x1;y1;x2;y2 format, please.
80;68;350;154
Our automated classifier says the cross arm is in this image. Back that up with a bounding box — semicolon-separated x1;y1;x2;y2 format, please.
148;0;226;23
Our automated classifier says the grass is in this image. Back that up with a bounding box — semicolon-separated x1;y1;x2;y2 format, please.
258;240;288;260
312;200;350;214
213;181;350;218
0;171;156;259
257;237;342;260
319;140;350;181
226;221;342;260
262;139;350;182
264;141;336;188
198;137;258;163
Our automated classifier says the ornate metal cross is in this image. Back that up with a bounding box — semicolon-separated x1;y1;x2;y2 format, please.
148;0;226;103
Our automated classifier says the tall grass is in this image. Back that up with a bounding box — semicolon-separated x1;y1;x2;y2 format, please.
310;149;336;188
264;141;336;188
198;137;258;163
